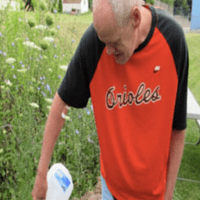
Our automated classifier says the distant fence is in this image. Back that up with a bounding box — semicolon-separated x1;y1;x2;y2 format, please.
154;0;173;15
153;0;191;28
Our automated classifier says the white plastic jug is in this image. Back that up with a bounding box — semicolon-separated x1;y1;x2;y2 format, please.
46;163;74;200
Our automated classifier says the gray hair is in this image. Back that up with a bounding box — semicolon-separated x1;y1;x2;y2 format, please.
93;0;142;27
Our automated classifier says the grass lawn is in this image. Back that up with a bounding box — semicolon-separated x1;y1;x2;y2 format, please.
175;33;200;200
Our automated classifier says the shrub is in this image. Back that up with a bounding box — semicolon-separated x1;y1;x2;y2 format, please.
27;17;36;28
40;1;47;11
45;13;54;26
40;39;50;50
49;28;57;36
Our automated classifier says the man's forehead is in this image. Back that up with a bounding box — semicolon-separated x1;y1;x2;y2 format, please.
94;17;121;42
93;0;117;29
96;31;120;44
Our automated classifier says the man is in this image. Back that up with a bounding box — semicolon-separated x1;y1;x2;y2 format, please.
32;0;188;199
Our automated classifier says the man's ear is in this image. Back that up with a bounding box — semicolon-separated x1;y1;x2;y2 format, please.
130;7;141;28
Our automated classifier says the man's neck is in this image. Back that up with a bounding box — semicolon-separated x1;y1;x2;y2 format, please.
136;6;152;48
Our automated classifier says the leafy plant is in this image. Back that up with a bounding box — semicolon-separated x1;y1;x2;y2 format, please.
45;13;54;26
58;0;63;13
28;17;36;28
40;39;50;50
146;0;155;5
39;1;48;11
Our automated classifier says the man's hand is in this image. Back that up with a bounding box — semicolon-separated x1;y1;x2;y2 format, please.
32;172;47;200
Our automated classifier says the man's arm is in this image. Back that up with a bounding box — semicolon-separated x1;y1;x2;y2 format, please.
32;92;69;200
164;128;186;200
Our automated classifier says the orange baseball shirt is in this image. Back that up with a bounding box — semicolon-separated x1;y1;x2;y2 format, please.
58;5;188;200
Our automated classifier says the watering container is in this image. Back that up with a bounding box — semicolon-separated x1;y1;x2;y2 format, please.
46;163;73;200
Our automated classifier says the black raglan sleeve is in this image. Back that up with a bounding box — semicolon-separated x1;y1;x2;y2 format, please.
57;24;105;108
157;9;189;130
172;38;189;130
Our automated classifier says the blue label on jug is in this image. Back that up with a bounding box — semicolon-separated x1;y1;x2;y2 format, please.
54;169;70;193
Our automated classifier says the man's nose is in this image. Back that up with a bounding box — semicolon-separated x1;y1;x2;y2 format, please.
106;45;115;55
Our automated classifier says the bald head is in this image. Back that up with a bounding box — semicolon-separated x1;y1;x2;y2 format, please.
93;0;117;38
93;0;142;27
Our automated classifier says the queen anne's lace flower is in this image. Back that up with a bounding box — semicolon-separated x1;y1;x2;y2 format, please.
23;41;42;51
4;80;12;86
61;113;70;121
6;58;16;64
29;103;39;108
35;25;47;30
17;69;27;72
59;65;68;71
45;98;53;103
43;37;54;43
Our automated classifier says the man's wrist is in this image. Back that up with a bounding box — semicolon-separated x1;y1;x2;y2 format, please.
164;190;173;200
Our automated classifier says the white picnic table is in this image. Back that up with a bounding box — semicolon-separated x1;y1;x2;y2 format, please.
187;88;200;120
187;88;200;145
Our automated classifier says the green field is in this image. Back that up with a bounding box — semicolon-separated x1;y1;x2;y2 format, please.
175;33;200;200
0;6;200;200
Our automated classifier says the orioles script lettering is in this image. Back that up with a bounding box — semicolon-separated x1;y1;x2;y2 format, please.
105;83;161;110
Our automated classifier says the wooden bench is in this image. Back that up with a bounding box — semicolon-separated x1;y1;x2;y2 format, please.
187;88;200;145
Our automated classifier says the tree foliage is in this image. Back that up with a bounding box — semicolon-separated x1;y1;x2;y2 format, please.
159;0;190;8
174;0;190;13
58;0;63;13
146;0;155;5
160;0;176;6
88;0;93;9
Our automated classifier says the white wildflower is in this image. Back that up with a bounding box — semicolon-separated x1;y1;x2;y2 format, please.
58;141;65;145
59;65;68;71
45;98;53;103
29;102;39;108
23;41;42;51
35;25;47;30
4;80;12;86
43;37;54;43
17;69;27;72
61;113;70;121
48;68;52;72
6;58;16;64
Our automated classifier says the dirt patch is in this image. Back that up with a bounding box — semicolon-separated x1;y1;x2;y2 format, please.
73;177;102;200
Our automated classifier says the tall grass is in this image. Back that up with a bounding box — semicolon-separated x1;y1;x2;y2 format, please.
0;5;99;200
